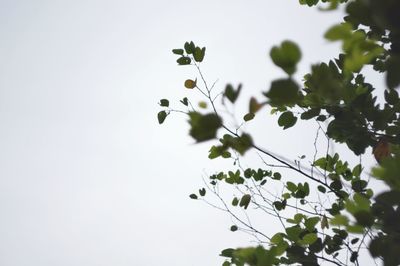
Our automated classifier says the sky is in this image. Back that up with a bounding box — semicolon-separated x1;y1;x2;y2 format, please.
0;1;378;265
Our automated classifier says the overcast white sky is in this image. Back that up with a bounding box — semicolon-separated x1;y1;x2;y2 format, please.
0;1;373;265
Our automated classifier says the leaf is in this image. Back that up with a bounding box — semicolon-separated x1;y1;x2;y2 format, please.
373;138;391;163
321;215;329;229
305;217;320;231
180;97;189;106
272;172;281;180
330;214;349;226
317;185;326;193
188;112;222;142
386;56;400;89
239;194;251;209
222;261;230;266
172;48;184;55
199;188;206;196
286;181;297;192
159;99;169;107
193;46;206;62
324;23;353;41
198;101;207;109
184;79;197;89
285;225;302;241
189;194;198;199
271;233;284;245
224;84;242;103
384;88;399;105
270;40;302;75
243;113;255;121
249;97;263;113
232;197;239;206
177;56;191;65
264;79;300;106
157;111;167;124
278;111;297;129
301;233;318;245
220;248;235;258
184;41;195;54
301;108;320;120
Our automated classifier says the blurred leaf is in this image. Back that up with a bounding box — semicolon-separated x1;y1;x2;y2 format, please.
249;97;263;113
224;84;242;103
301;233;318;245
198;101;207;109
264;79;300;106
270;40;302;75
188;112;222;142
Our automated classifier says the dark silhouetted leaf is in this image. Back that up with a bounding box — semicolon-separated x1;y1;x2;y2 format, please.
158;111;167;124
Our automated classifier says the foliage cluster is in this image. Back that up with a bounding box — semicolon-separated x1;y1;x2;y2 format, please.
158;0;400;265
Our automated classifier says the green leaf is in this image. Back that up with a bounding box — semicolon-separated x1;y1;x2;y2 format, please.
193;46;206;62
305;217;320;231
172;48;184;55
188;112;222;142
286;181;297;192
330;214;349;226
160;99;169;107
199;188;206;196
301;108;320;120
177;56;191;65
220;248;235;258
272;172;281;180
239;194;251;209
243;113;255;121
285;225;302;241
222;261;230;266
180;97;189;106
198;101;207;109
301;233;318;245
189;194;198;199
386;55;400;89
157;111;167;124
270;40;302;75
264;79;300;106
317;185;326;193
271;233;284;245
324;23;353;41
278;111;297;129
224;84;242;103
184;41;195;54
232;197;239;206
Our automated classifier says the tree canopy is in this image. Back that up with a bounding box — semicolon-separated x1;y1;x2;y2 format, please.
159;0;400;265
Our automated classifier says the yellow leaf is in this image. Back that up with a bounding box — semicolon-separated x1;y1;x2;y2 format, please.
184;79;197;89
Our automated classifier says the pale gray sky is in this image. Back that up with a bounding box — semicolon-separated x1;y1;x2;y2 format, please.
0;1;372;265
